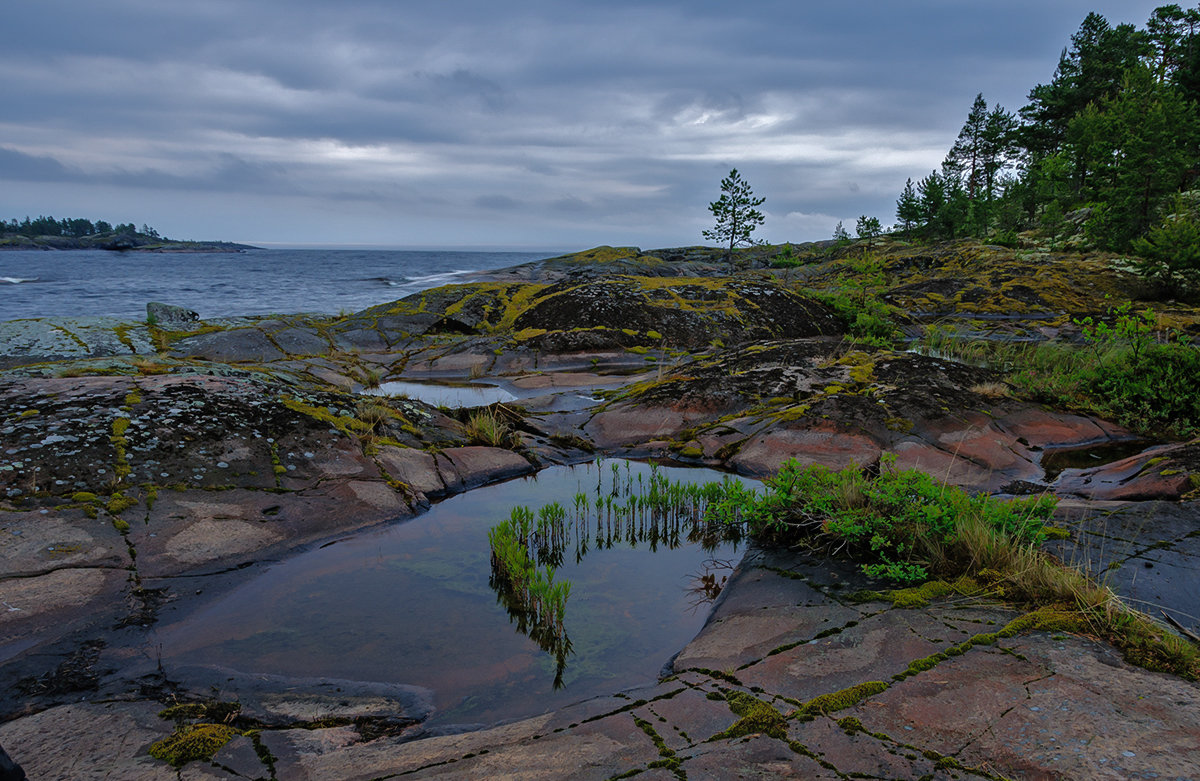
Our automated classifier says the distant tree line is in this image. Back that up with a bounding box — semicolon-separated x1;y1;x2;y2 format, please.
0;216;163;240
895;4;1200;261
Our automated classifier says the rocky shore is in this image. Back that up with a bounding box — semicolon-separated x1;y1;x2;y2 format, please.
1;240;1198;779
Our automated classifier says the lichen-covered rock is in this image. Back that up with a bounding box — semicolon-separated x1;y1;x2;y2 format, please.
590;342;1137;491
512;276;842;348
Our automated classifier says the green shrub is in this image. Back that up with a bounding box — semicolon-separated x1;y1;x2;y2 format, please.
706;454;1055;584
1086;342;1200;436
1131;193;1200;295
814;289;898;348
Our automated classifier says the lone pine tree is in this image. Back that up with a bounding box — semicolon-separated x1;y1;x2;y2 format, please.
704;168;766;265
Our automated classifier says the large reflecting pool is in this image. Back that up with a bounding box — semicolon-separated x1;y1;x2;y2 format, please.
153;460;752;728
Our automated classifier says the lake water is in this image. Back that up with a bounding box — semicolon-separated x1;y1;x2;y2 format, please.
152;460;753;729
0;248;560;321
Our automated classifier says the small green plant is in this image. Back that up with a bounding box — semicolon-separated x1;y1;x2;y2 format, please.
770;244;805;268
1075;302;1157;364
991;228;1020;248
811;253;898;347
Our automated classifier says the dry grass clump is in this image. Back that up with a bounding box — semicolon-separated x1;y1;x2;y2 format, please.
938;513;1199;678
969;380;1012;399
132;355;171;375
465;406;518;448
359;366;383;388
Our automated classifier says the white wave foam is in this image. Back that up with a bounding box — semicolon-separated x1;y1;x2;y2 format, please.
403;269;476;284
0;277;38;284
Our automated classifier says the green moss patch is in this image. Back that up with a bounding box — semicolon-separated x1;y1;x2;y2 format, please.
795;681;890;717
149;723;240;767
710;691;788;741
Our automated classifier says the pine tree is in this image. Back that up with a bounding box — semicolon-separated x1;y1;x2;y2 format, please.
945;94;989;200
917;171;946;237
703;168;766;265
1019;13;1148;159
896;178;921;236
856;215;883;249
1076;66;1200;248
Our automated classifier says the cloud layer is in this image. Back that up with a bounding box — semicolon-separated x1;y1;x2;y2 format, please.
0;1;1171;247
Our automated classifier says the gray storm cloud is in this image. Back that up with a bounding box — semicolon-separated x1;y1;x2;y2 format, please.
0;0;1173;247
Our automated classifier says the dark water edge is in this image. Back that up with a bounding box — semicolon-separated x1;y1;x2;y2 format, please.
0;248;559;320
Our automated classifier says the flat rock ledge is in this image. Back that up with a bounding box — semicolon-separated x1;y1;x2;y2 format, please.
2;549;1198;780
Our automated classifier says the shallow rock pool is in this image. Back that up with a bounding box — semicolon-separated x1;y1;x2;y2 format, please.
362;379;517;407
152;460;751;729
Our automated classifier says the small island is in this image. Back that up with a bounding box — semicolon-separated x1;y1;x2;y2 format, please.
0;215;256;252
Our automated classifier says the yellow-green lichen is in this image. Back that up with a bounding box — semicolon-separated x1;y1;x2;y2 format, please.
148;723;240;767
106;492;138;515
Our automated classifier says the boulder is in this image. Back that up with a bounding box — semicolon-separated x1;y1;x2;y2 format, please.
146;302;199;325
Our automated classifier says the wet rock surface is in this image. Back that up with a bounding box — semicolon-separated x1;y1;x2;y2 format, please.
2;242;1199;778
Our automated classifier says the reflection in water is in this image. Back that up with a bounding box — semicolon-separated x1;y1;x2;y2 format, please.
686;559;733;609
487;460;747;689
153;460;751;728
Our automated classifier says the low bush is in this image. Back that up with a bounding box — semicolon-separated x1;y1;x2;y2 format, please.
708;454;1055;584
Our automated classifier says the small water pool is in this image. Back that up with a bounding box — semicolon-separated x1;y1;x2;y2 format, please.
153;460;751;728
1042;439;1155;482
363;380;518;407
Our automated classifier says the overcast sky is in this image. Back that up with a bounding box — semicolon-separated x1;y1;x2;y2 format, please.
0;1;1174;250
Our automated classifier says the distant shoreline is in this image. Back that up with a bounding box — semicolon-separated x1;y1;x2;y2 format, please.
0;236;259;252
